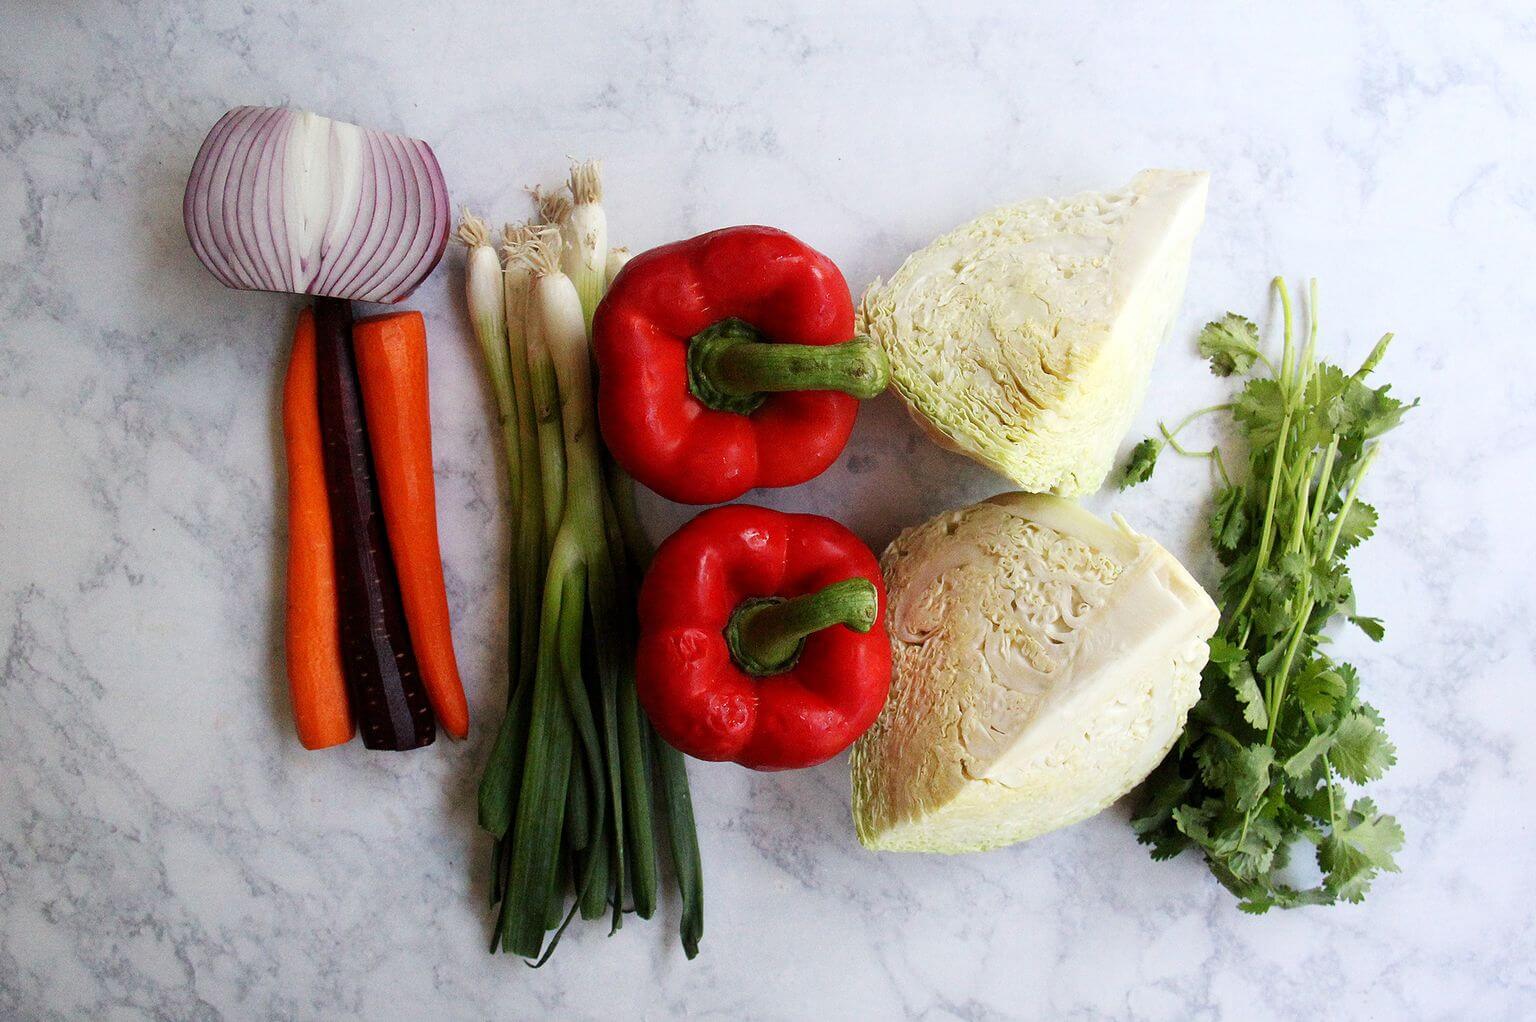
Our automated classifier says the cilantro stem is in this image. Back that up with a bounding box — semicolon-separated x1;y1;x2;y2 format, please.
1321;444;1382;562
1300;279;1320;379
1266;444;1382;742
1323;753;1341;834
1157;423;1234;487
1263;598;1313;744
1211;446;1232;488
1230;411;1290;632
1277;278;1295;392
1286;452;1313;557
1156;403;1236;487
1309;437;1340;534
1162;403;1234;440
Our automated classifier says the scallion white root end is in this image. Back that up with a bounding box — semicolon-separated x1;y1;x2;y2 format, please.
519;226;566;280
605;247;630;289
531;185;573;228
563;159;608;329
456;206;493;249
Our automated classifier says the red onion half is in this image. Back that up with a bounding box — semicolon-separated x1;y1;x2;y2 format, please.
182;106;450;304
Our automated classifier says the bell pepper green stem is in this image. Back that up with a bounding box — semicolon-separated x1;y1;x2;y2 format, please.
726;577;879;676
688;318;890;415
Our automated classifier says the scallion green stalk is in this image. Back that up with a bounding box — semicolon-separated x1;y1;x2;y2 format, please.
498;567;574;957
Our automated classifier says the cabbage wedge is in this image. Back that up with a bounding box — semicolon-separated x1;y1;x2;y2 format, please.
859;170;1208;496
851;493;1217;854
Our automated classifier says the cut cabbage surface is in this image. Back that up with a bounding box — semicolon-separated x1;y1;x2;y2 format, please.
850;493;1218;854
859;170;1208;496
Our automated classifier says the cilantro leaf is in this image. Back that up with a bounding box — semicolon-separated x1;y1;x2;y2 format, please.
1329;713;1397;783
1335;501;1378;553
1228;745;1275;812
1350;615;1385;641
1319;799;1404;902
1120;437;1162;488
1231;661;1268;731
1225;811;1283;880
1172;801;1218;846
1207;636;1246;666
1210;485;1248;552
1233;376;1286;448
1348;381;1417;439
1282;729;1336;779
1255;640;1290;681
1131;760;1197;860
1293;662;1347;720
1198;314;1262;376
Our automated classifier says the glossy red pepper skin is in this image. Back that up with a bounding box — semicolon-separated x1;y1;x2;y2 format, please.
636;505;892;771
593;226;859;505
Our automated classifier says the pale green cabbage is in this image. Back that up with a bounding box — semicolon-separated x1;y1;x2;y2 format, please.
858;170;1208;496
851;493;1218;854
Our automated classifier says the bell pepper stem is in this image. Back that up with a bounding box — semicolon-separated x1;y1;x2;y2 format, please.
726;577;879;676
688;318;889;415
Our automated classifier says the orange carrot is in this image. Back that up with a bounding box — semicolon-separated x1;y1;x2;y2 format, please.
283;308;355;750
353;311;469;739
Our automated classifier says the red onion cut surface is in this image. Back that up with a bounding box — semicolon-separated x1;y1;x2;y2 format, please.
183;107;450;303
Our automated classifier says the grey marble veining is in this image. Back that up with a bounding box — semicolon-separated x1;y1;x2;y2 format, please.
3;2;1533;1018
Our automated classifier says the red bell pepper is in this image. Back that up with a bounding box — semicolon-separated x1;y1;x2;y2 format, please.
592;226;889;504
635;504;892;771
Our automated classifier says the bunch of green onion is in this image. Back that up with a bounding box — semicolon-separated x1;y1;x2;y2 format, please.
457;161;702;963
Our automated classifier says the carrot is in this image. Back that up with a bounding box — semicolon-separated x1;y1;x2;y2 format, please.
283;308;354;749
315;300;434;751
353;310;469;739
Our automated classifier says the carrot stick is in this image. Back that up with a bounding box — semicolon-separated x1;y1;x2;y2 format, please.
283;308;354;749
353;310;469;738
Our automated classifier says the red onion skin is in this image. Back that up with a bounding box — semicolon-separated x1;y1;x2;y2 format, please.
204;106;268;290
183;108;242;288
230;106;283;290
391;137;448;301
229;106;281;292
248;109;287;292
191;106;257;288
381;132;445;302
352;128;410;301
363;130;428;303
347;129;404;302
389;138;450;302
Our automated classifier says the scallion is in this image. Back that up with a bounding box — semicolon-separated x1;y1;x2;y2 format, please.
469;166;704;964
564;160;608;330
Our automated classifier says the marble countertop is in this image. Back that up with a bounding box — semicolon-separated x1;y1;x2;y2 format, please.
3;2;1533;1018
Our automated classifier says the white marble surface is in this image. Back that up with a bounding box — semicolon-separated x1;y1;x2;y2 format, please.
3;2;1533;1018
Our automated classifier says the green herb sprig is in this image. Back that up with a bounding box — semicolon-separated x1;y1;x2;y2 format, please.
1122;278;1415;912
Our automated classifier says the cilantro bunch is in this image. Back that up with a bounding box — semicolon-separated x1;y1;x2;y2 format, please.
1122;279;1415;912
